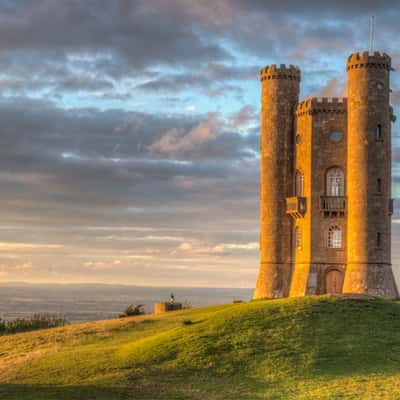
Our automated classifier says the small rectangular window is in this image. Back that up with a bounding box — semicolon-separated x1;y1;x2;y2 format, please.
377;232;382;248
296;171;304;197
295;227;302;249
376;124;382;141
377;178;382;193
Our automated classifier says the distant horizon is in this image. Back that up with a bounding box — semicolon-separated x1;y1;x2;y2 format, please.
0;280;255;289
0;281;253;322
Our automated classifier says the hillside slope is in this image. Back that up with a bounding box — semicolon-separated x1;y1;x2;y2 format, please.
1;296;400;399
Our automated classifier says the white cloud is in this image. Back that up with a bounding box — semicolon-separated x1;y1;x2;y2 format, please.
148;113;219;155
100;235;184;242
0;242;64;251
178;242;193;251
221;242;259;250
172;241;258;257
124;255;155;259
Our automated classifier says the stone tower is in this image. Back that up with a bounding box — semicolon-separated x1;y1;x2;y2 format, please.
253;65;300;299
254;51;398;299
343;51;398;297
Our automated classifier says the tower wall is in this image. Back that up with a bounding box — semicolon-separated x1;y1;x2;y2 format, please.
289;100;312;297
254;65;300;299
290;98;347;297
343;51;398;298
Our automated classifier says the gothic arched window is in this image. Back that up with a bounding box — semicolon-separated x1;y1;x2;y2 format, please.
296;171;304;197
326;167;344;196
328;225;342;248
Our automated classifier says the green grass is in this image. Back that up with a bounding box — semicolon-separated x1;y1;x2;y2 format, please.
1;296;400;399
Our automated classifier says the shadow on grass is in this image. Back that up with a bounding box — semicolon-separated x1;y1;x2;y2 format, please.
121;296;400;397
124;367;292;400
299;298;400;378
0;380;272;400
0;384;132;400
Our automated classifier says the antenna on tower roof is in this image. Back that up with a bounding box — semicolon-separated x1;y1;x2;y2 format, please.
369;16;375;53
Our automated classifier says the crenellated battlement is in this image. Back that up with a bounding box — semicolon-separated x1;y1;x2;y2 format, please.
347;51;391;71
260;64;301;81
296;97;347;116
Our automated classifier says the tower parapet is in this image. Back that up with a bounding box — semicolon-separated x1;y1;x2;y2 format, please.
346;51;391;71
260;64;301;81
296;97;347;117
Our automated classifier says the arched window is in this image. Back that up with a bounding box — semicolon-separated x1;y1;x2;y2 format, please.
326;167;344;196
296;171;304;197
328;225;342;248
376;124;382;141
295;226;302;249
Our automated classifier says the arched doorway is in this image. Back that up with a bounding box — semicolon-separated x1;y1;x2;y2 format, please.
325;269;343;294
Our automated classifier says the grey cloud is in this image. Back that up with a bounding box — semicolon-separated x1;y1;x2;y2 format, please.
0;98;259;232
0;0;398;104
205;86;242;97
136;64;258;93
0;1;230;68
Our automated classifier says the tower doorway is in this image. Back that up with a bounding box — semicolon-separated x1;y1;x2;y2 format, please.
325;269;343;294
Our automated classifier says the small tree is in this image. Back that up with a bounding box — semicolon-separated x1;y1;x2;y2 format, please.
119;304;145;318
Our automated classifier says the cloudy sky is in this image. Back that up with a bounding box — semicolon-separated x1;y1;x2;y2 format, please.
1;0;400;287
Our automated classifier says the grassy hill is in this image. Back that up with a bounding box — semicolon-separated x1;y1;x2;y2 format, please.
1;295;400;399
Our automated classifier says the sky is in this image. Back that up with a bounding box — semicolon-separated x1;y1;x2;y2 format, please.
1;0;400;287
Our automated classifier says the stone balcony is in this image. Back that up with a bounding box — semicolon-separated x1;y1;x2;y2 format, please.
286;196;307;218
320;196;346;217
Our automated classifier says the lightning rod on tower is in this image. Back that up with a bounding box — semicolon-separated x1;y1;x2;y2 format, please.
369;16;375;53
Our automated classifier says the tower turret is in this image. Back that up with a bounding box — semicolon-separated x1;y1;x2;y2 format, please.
253;64;300;299
343;51;398;297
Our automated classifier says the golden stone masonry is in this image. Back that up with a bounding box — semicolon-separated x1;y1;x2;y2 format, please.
254;51;398;299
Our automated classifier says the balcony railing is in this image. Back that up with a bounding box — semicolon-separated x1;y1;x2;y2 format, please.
320;196;346;216
286;196;307;219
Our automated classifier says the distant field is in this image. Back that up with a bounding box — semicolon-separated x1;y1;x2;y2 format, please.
1;296;400;399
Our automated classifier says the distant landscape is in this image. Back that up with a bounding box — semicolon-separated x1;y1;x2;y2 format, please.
0;283;252;322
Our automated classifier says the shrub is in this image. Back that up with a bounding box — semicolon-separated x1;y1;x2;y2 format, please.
0;314;67;336
119;304;145;318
